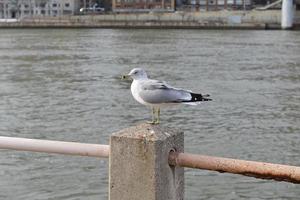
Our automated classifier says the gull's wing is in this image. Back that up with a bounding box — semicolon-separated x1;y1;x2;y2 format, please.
138;79;192;104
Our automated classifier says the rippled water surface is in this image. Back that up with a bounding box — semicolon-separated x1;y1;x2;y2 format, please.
0;29;300;199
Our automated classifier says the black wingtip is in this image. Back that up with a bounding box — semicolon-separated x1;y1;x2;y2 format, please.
190;93;212;102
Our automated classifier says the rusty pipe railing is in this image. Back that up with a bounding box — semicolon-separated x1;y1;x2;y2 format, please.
1;136;300;184
168;151;300;184
0;136;109;158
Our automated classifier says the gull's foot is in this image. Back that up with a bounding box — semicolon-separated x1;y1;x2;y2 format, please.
146;121;156;125
146;120;160;125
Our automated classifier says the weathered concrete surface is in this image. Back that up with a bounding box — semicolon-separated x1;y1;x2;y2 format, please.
0;10;295;29
109;123;184;200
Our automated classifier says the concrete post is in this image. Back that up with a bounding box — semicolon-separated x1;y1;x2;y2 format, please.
281;0;294;29
109;123;184;200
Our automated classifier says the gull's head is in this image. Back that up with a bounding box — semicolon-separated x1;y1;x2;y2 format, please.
127;68;148;80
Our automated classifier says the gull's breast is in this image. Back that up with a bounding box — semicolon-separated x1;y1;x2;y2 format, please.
131;80;151;106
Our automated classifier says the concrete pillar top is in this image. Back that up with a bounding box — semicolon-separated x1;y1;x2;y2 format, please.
112;123;182;141
109;123;184;200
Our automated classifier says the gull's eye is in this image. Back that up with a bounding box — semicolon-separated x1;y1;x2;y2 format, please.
134;71;138;74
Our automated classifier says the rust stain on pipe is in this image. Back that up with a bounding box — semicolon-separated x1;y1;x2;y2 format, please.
169;152;300;184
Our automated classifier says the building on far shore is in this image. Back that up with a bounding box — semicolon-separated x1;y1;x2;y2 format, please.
112;0;175;12
0;0;81;19
0;0;299;19
111;0;255;12
178;0;253;12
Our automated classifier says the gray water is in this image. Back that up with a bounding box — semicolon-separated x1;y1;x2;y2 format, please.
0;28;299;200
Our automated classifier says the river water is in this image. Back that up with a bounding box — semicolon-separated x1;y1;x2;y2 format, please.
0;29;299;199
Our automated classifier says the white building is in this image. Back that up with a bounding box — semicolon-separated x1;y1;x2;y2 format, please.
0;0;81;19
0;0;18;18
48;0;81;16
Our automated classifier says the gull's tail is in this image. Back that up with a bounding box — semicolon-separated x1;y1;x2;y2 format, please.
182;93;212;105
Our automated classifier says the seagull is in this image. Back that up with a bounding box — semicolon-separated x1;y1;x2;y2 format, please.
122;68;212;124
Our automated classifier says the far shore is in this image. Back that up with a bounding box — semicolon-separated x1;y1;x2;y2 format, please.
0;10;299;30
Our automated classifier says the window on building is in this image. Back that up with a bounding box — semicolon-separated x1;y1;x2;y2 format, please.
65;3;70;7
53;3;57;7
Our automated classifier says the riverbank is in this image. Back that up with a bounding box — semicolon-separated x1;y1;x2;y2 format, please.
0;10;299;29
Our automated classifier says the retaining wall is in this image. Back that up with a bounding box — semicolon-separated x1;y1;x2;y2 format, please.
0;10;296;29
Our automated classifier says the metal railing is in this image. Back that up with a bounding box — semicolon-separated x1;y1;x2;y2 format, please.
0;136;109;158
168;151;300;184
1;135;300;184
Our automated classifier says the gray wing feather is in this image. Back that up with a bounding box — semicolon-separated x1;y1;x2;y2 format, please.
141;80;169;90
139;80;192;104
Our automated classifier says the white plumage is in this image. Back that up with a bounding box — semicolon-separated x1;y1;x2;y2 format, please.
125;68;212;124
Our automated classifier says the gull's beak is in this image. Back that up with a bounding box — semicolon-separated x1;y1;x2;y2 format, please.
121;74;131;80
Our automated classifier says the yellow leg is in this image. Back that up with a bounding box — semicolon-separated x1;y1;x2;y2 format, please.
147;107;157;124
147;107;161;124
154;107;160;124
